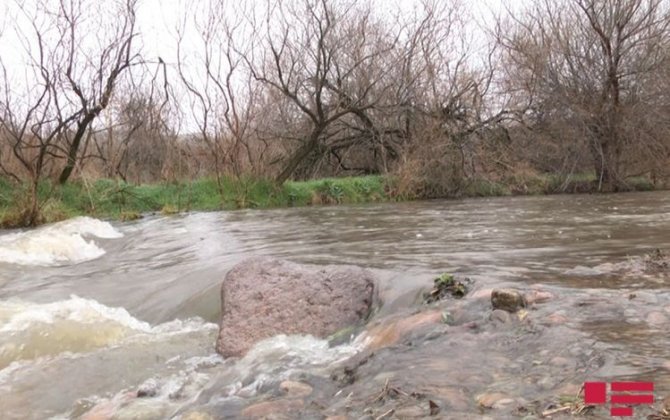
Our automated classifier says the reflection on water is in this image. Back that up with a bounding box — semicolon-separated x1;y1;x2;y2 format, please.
0;191;669;418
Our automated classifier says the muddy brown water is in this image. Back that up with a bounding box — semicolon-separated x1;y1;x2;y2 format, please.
0;191;669;419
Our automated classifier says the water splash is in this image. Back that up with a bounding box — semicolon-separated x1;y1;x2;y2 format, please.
0;296;216;370
0;217;124;266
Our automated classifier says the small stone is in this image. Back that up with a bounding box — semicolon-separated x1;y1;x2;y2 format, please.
428;386;468;411
477;392;509;408
137;378;159;398
279;381;313;398
394;405;426;418
492;398;515;409
491;289;527;313
325;416;349;420
429;400;440;416
490;309;510;323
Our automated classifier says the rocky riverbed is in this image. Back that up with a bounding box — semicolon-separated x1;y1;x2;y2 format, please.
78;256;670;419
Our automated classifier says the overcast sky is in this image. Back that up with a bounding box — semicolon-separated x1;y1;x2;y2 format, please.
1;0;518;80
134;0;515;65
0;0;525;127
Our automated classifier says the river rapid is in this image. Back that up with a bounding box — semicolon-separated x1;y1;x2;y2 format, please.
1;192;670;419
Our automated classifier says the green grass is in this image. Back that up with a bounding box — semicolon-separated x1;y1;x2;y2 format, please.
0;172;660;228
0;175;392;227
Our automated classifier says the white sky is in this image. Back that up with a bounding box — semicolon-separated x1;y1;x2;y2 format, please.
0;0;517;82
0;0;523;128
135;0;515;66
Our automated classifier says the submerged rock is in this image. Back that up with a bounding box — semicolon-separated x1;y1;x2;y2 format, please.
543;312;568;325
216;257;376;357
361;310;443;350
490;309;511;324
240;399;304;418
477;392;510;409
524;290;554;305
471;288;493;300
279;381;313;398
491;289;527;313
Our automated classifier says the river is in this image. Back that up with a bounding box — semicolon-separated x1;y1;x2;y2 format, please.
0;192;669;419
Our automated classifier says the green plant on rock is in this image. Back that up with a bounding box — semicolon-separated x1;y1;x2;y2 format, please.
435;273;455;287
424;272;470;303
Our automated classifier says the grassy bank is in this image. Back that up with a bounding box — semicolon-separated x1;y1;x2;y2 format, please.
0;172;660;228
0;176;390;227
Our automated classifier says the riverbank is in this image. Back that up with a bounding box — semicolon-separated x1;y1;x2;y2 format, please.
0;176;389;227
0;173;659;228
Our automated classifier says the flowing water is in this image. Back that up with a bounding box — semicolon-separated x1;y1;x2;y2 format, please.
1;192;670;419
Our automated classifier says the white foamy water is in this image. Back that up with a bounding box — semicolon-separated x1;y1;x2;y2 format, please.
208;334;364;400
0;295;151;333
241;334;362;369
0;217;123;266
0;296;216;370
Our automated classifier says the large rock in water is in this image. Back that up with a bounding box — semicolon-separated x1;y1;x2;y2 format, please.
216;257;376;357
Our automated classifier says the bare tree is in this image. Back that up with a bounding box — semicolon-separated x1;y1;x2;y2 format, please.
176;0;266;198
497;0;670;190
245;0;400;183
0;0;140;225
383;0;514;197
55;0;140;183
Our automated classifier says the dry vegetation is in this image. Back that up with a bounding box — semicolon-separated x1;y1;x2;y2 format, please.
1;0;669;226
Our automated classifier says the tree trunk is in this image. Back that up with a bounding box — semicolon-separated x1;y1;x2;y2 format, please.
274;130;321;184
58;114;96;184
27;180;40;227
